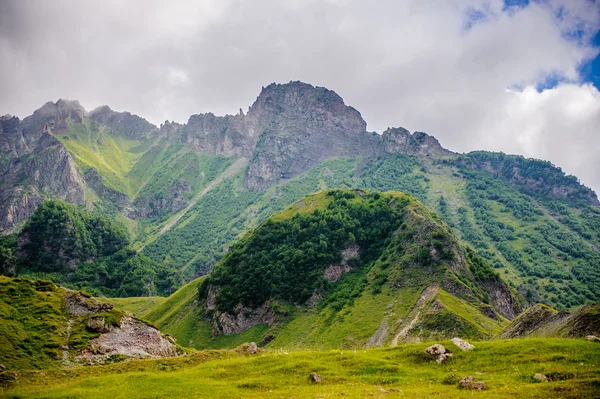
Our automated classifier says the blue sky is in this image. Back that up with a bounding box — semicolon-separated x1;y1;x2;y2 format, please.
581;29;600;89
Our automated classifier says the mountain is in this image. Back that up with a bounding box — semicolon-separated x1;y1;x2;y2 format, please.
110;189;522;349
1;81;599;312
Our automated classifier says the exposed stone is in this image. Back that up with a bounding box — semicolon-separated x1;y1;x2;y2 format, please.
76;316;180;364
87;317;106;332
425;344;453;363
451;337;475;351
365;317;389;349
65;292;113;315
324;244;359;282
533;373;548;383
216;301;275;335
588;335;600;342
245;342;258;355
244;82;379;190
381;127;452;157
309;372;324;383
89;105;157;138
459;376;488;390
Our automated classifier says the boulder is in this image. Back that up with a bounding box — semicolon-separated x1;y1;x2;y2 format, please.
425;344;453;364
245;342;258;355
459;376;488;390
87;317;106;332
451;337;474;351
533;373;548;383
309;372;324;383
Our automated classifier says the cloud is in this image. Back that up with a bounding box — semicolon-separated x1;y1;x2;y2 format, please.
0;0;599;194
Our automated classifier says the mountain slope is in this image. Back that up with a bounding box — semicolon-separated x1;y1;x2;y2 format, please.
121;189;521;349
498;303;600;339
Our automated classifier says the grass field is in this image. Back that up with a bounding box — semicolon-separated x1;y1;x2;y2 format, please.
2;339;599;398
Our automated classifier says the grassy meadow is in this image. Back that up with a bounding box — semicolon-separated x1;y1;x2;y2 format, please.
1;339;599;398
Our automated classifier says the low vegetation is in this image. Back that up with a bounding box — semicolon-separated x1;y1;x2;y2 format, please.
2;339;599;398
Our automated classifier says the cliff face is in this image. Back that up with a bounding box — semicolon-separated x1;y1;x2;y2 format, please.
243;82;380;189
170;82;450;190
0;113;86;232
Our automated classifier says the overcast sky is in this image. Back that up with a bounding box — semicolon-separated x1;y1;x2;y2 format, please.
1;0;599;194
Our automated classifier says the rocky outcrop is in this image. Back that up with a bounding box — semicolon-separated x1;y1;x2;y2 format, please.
22;99;86;138
451;337;474;351
0;186;43;232
182;112;255;157
215;301;275;335
77;316;180;364
65;291;114;315
425;344;453;363
168;82;451;190
0;100;90;231
381;128;452;156
459;376;488;390
324;244;359;282
22;133;86;204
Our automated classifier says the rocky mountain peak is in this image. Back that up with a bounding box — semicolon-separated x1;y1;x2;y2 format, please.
249;81;366;130
23;99;86;140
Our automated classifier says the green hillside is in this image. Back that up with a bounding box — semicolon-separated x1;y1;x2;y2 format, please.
1;200;180;297
115;190;520;350
140;153;600;310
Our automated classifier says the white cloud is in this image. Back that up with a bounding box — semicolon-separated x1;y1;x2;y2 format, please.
0;0;599;193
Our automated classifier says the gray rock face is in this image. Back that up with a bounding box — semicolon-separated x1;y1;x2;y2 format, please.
215;301;275;335
167;82;451;190
22;99;86;139
244;82;379;189
0;100;90;231
451;337;475;351
381;128;452;156
0;128;86;232
182;112;255;157
459;376;488;390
